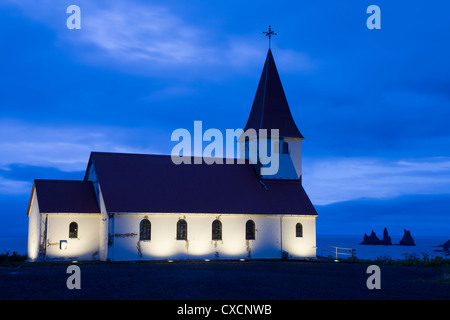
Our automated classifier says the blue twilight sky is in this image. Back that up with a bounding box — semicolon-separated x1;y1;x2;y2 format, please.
0;0;449;239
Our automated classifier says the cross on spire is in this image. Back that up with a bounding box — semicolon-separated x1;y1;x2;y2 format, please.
263;25;277;48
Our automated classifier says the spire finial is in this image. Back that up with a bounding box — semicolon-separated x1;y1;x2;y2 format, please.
262;25;277;48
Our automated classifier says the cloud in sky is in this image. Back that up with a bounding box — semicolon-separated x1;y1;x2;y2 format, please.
0;177;30;195
2;118;449;206
303;157;450;205
0;119;160;173
0;119;164;197
79;2;215;66
2;0;315;78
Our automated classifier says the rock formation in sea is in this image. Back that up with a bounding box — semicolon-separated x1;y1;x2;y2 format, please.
360;230;379;245
442;240;450;252
381;227;392;245
360;228;392;245
399;229;415;246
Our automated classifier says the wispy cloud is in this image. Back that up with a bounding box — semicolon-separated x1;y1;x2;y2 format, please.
303;157;450;205
0;119;160;173
0;176;31;195
2;0;315;77
80;2;215;67
0;118;164;195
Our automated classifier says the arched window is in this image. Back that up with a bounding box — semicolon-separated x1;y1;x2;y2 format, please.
212;220;222;240
296;223;303;237
69;222;78;238
282;141;289;154
177;219;187;240
140;219;151;241
246;220;255;240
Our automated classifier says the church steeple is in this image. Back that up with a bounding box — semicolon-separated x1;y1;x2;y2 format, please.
239;48;305;181
242;48;304;139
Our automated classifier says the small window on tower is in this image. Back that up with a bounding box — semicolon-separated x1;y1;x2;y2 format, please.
245;137;250;159
282;141;289;154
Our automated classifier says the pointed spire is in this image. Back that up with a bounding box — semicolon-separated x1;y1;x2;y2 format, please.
242;49;304;139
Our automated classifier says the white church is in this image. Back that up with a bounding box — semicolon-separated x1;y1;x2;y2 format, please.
26;48;318;262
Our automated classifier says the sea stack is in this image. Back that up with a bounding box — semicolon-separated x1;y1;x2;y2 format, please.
360;230;380;245
399;229;415;246
381;227;392;245
360;228;392;245
442;240;450;252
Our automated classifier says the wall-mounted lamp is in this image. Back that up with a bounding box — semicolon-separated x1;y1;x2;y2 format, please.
60;240;68;250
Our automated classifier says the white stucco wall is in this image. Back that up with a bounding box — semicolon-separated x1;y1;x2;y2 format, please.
281;216;316;258
27;189;41;261
28;180;316;262
43;214;101;261
108;213;317;261
97;186;109;261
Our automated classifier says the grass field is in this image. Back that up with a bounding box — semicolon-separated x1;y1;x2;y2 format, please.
0;259;448;301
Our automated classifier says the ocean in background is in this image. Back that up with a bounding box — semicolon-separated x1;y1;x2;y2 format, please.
0;236;27;255
317;234;449;260
0;234;448;260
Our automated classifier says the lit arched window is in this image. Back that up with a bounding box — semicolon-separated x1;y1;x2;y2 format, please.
212;220;222;240
177;219;187;240
69;222;78;238
140;219;151;241
282;141;289;154
296;223;303;237
246;220;255;240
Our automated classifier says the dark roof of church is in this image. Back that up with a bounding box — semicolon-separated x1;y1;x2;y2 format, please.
87;152;317;215
242;48;304;139
31;180;100;214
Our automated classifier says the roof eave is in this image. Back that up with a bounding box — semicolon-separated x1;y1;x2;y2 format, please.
26;182;36;217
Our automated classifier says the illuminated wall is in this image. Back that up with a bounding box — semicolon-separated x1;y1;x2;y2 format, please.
27;189;41;261
28;185;317;262
281;216;316;258
98;185;109;262
108;213;316;261
43;214;101;261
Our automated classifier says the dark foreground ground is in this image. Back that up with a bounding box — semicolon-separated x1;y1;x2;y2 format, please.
0;259;448;301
